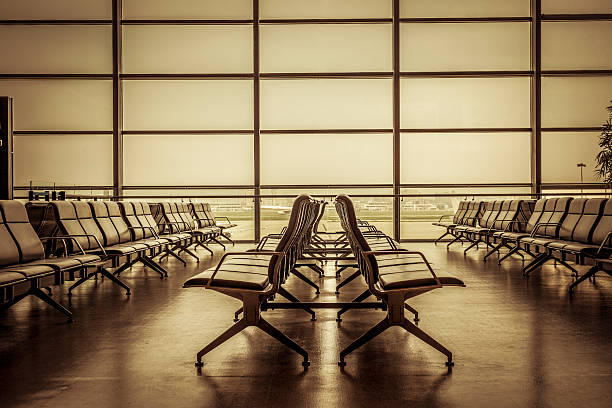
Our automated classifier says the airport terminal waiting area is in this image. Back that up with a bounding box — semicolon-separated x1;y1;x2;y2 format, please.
1;194;611;372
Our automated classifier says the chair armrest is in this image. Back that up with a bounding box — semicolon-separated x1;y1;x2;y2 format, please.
50;233;107;256
205;251;282;289
437;214;453;222
597;231;612;256
215;216;233;224
39;236;86;255
529;222;560;237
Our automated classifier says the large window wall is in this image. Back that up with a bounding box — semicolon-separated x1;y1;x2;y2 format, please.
1;0;611;241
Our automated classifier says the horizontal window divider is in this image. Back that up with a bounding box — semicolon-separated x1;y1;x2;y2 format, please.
124;185;254;190
400;128;531;133
542;70;612;76
261;184;393;189
121;19;253;25
0;20;112;25
260;129;393;134
120;73;253;80
541;183;610;189
400;183;531;188
400;192;536;198
0;74;112;79
14;185;113;190
399;17;531;23
259;18;392;24
542;14;612;21
120;195;256;199
14;130;113;135
541;127;602;132
400;71;533;77
122;130;253;135
260;72;392;79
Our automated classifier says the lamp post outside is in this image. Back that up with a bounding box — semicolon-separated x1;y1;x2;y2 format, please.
577;163;586;196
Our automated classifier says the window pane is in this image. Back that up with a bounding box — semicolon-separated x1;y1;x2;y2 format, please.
542;77;612;127
543;22;612;70
124;135;253;185
261;134;392;184
261;0;391;19
542;132;600;183
0;0;110;19
542;0;612;13
400;0;529;18
400;187;532;240
122;191;255;241
401;23;530;71
261;79;392;129
0;80;112;131
401;78;530;128
260;24;391;73
14;135;112;187
122;0;252;19
400;133;531;183
0;26;111;74
123;80;253;130
122;26;252;74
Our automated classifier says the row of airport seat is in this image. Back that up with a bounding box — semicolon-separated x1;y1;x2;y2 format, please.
183;195;464;368
1;200;235;321
434;198;612;292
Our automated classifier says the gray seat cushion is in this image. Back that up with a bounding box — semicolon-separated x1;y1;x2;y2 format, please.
378;268;465;290
184;267;269;290
0;271;29;286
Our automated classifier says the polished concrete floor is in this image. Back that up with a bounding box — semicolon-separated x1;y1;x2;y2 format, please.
1;243;611;408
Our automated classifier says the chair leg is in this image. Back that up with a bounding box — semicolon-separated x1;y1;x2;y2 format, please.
399;317;453;367
233;306;243;322
446;236;461;249
305;263;325;277
434;231;451;245
278;287;316;321
569;266;598;294
555;258;579;277
290;268;320;294
335;270;361;294
523;254;549;276
99;267;131;296
195;318;248;368
498;245;521;264
113;256;139;277
180;247;200;262
338;318;390;366
463;239;480;255
32;288;73;322
257;317;310;367
140;256;167;278
404;303;419;323
221;232;235;246
162;248;187;266
212;238;226;250
483;242;504;261
336;289;371;322
68;270;97;295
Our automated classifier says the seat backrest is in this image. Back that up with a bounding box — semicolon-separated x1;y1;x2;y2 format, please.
592;199;612;246
515;200;536;232
0;201;45;263
523;199;547;234
571;198;607;244
544;197;572;237
118;202;145;240
133;202;161;238
0;200;44;265
105;201;132;244
479;201;501;229
477;202;495;228
462;201;481;226
51;201;102;252
190;203;208;228
202;203;218;227
453;201;468;224
89;201;122;246
177;203;196;230
558;198;588;241
0;203;21;267
266;195;313;286
493;200;522;231
533;197;572;237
